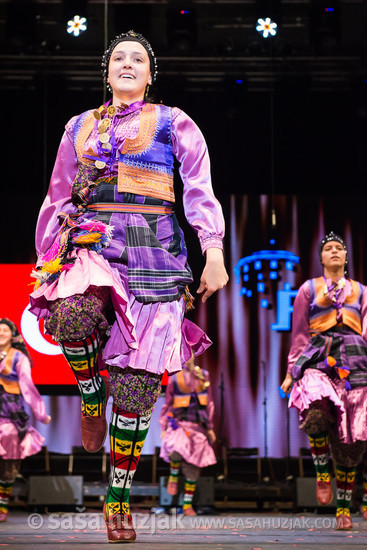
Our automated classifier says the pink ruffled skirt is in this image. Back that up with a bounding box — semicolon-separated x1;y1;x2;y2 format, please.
0;419;45;460
30;249;211;375
160;420;217;468
289;369;367;444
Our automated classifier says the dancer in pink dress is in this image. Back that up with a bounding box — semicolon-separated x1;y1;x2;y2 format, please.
160;349;216;516
281;232;367;530
29;30;228;542
0;319;51;521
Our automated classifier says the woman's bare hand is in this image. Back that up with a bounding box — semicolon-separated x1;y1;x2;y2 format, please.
197;248;229;303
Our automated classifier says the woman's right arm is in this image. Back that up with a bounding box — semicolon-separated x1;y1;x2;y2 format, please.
35;119;79;265
159;377;175;435
281;282;311;393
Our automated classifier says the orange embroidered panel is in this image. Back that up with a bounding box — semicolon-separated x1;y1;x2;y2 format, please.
75;111;95;164
173;395;191;408
197;394;208;406
313;277;331;308
0;348;20;395
122;103;157;155
117;163;175;202
309;311;337;333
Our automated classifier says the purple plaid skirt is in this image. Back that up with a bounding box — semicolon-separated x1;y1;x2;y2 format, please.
289;329;367;444
30;195;211;375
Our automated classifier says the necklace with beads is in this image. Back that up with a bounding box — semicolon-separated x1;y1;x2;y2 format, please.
323;276;346;304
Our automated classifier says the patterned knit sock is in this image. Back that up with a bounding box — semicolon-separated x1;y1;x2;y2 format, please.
335;465;356;518
169;460;181;485
308;431;331;484
182;478;197;511
362;465;367;514
60;330;106;417
0;480;14;516
106;404;151;518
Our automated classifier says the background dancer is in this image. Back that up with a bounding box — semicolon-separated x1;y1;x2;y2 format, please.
0;318;50;522
160;347;216;516
29;30;228;542
281;231;367;530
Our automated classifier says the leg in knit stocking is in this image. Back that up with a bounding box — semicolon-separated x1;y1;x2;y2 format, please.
302;406;333;505
106;404;151;519
0;459;21;521
308;432;331;484
168;452;182;496
335;465;356;525
361;453;367;518
329;433;366;529
59;330;106;417
181;461;200;516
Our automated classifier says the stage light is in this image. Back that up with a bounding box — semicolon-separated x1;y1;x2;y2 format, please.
67;15;87;37
256;18;277;38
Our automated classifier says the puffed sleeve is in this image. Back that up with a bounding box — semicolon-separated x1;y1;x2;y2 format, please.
16;353;49;423
171;108;225;254
35;117;79;265
361;287;367;342
159;376;175;431
287;282;311;376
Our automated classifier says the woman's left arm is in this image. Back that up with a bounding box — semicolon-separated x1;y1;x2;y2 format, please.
171;108;228;301
361;287;367;341
17;354;50;423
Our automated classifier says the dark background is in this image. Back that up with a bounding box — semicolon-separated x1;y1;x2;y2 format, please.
1;0;367;266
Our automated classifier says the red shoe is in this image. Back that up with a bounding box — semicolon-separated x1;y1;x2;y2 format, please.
336;512;353;530
183;505;197;516
316;481;333;506
0;510;8;522
103;502;136;543
81;376;110;453
167;480;178;496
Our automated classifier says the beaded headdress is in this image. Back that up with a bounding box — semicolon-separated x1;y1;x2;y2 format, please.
319;231;348;273
101;30;158;93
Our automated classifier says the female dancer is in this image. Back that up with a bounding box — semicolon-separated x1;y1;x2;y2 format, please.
281;232;367;530
0;319;50;521
30;30;228;542
160;345;216;516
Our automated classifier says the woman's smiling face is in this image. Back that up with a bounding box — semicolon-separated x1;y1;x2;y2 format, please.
0;324;12;350
107;41;152;104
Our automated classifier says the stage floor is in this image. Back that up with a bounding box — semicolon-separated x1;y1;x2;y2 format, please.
1;511;367;549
